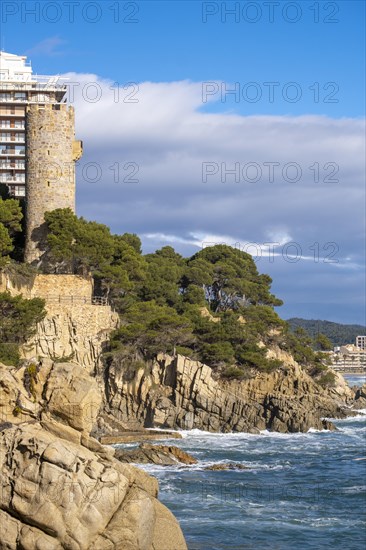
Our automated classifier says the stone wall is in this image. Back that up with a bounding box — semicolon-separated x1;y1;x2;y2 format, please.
30;274;93;301
24;103;81;264
0;272;119;372
0;272;93;300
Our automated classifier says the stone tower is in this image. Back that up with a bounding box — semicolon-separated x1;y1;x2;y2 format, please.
24;104;82;264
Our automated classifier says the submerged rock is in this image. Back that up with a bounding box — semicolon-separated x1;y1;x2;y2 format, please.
205;463;250;471
115;443;197;466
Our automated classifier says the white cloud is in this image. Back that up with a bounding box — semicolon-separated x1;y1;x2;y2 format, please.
64;73;364;323
26;37;67;57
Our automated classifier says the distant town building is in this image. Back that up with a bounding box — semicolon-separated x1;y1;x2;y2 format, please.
331;344;366;373
355;335;366;350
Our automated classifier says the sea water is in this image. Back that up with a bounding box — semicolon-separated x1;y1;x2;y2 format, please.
117;375;366;550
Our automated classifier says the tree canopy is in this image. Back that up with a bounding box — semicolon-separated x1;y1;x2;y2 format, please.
184;246;283;311
0;292;46;366
0;206;332;381
0;198;23;264
42;208;328;377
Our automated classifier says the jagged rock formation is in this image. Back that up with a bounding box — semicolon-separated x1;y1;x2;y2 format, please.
102;353;359;434
354;384;366;408
0;360;187;549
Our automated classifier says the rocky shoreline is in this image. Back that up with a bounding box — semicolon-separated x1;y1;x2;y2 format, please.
0;338;365;547
99;353;366;437
0;361;187;549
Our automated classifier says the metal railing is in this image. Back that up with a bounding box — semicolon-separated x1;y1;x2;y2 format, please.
32;295;109;307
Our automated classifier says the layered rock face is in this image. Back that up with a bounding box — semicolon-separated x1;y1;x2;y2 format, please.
25;276;119;372
103;353;356;434
23;304;119;373
0;360;187;549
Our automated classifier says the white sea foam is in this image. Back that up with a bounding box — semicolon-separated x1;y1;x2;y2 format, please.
307;427;332;433
340;485;366;494
177;428;321;440
333;410;366;422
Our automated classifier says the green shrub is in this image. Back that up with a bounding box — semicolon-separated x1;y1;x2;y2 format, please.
0;292;46;343
222;366;246;380
175;345;195;357
317;371;336;388
0;343;20;366
50;352;75;363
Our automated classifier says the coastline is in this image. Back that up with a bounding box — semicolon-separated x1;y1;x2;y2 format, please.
128;414;366;550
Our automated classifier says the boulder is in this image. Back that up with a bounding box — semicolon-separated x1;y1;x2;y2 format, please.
0;360;102;434
0;422;187;550
44;362;102;433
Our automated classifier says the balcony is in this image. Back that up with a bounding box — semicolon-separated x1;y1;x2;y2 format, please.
0;164;25;170
0;149;25;156
0;124;26;130
0;137;25;143
0;97;48;103
9;186;26;198
0;176;25;183
0;75;68;90
0;112;26;117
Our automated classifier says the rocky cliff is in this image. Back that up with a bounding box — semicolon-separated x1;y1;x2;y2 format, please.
1;271;363;547
3;271;359;436
100;352;359;434
0;360;187;550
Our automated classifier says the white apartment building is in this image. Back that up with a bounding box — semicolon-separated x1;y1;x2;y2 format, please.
0;51;67;198
355;335;366;350
332;344;366;372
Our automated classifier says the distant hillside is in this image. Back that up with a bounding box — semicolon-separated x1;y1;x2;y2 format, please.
286;318;366;347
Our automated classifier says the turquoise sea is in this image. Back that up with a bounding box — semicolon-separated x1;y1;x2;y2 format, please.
117;375;366;550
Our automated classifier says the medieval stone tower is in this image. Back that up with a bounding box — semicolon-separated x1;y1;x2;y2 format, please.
0;51;82;264
24;103;82;263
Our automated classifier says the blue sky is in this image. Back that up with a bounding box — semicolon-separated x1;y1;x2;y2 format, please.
2;1;365;324
3;1;365;116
